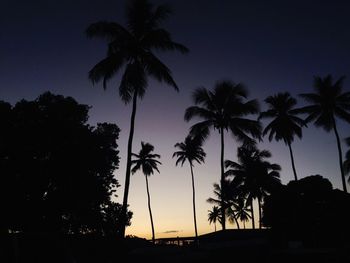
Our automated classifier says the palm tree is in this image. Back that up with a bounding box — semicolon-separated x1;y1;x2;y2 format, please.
86;0;188;237
296;75;350;192
259;92;306;181
207;180;240;229
173;135;206;241
131;142;161;243
225;145;281;229
234;199;251;229
208;206;221;232
185;80;261;230
226;206;240;229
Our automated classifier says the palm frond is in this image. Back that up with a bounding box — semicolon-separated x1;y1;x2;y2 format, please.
141;51;178;90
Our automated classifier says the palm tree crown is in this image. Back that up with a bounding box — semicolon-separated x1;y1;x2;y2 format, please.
298;75;350;131
131;142;161;176
297;75;350;192
260;92;305;144
259;92;306;181
173;135;206;166
185;81;261;144
86;0;189;102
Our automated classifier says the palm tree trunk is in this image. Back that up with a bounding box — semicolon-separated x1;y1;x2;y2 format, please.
288;142;298;181
120;90;138;238
332;116;348;193
234;216;240;229
258;196;262;229
145;175;155;243
189;163;198;241
250;199;255;229
214;223;216;232
220;127;226;230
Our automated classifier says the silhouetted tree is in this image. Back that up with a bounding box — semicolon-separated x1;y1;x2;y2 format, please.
185;81;261;230
227;206;240;229
101;202;133;236
233;199;251;229
263;175;350;247
225;145;281;229
0;92;129;234
259;92;306;181
173;135;205;241
296;75;350;192
86;0;188;237
207;180;241;229
208;206;221;232
131;142;161;243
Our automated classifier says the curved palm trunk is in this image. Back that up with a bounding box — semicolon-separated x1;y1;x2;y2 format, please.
332;116;348;193
250;199;255;229
220;128;226;230
120;90;138;238
288;142;298;181
189;163;198;241
145;175;155;243
234;215;240;229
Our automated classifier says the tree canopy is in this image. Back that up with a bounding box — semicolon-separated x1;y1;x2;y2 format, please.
0;92;131;234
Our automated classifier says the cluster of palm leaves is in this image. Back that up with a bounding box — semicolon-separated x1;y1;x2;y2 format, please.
87;0;350;238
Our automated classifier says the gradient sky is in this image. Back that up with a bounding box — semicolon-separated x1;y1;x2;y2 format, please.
1;0;350;239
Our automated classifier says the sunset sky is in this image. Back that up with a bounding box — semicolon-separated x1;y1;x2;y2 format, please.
2;0;350;239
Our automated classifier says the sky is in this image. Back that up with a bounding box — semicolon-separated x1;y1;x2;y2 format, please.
1;0;350;239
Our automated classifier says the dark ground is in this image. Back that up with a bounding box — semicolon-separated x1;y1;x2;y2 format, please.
1;231;349;263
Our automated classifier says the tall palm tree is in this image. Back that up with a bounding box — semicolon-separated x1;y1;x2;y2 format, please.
208;206;221;232
296;75;350;192
131;142;161;243
225;145;281;229
259;92;306;181
185;81;261;230
173;135;206;241
86;0;188;237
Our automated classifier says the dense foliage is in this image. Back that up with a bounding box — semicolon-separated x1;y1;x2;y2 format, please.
0;92;131;234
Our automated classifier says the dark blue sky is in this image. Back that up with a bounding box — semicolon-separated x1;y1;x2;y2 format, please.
1;0;350;237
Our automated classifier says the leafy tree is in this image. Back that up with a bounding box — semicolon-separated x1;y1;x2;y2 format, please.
0;92;129;234
259;92;306;181
225;145;281;228
131;142;161;243
263;175;350;247
86;0;188;237
207;206;221;232
173;135;205;240
185;80;261;230
101;202;133;236
296;75;350;192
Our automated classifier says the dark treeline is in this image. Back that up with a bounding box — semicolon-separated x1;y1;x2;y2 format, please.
0;92;131;235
